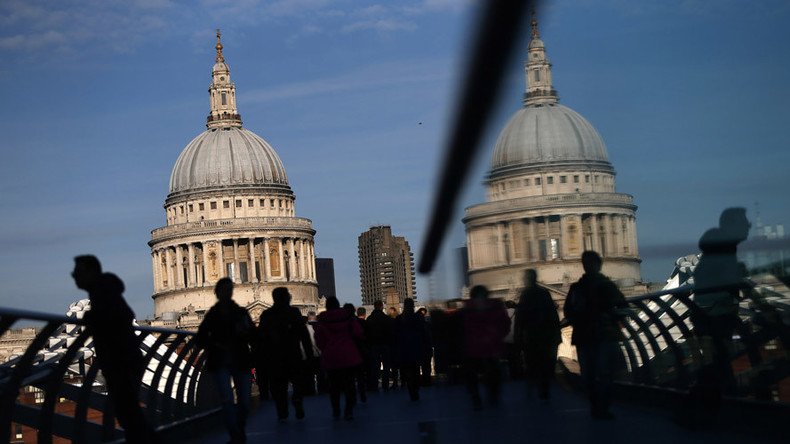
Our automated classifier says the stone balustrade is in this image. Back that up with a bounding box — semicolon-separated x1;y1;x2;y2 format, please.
151;216;314;242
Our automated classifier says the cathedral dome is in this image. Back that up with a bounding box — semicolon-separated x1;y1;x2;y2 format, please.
168;127;289;197
490;103;611;176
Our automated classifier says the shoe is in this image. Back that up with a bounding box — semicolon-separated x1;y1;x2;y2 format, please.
295;404;305;420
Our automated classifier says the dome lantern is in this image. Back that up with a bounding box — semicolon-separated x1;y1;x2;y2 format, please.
207;29;242;129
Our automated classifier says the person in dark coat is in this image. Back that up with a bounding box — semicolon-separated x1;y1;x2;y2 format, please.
196;278;255;442
257;287;314;421
315;297;364;420
72;255;155;443
515;269;561;400
343;303;368;403
417;307;434;386
394;298;430;401
365;300;395;390
563;251;626;420
461;286;511;410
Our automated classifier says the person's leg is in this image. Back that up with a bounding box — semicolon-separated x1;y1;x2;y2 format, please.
231;368;252;440
326;370;342;418
465;358;482;409
381;347;392;390
269;373;289;420
104;367;153;443
340;368;355;419
212;368;243;440
290;367;306;419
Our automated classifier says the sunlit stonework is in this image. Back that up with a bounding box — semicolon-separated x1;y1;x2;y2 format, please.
149;31;320;327
464;18;642;299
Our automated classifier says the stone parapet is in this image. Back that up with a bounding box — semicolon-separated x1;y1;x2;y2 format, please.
465;192;634;221
150;216;314;243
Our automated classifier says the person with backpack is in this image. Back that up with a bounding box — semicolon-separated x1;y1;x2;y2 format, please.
257;287;314;422
563;251;626;420
196;278;255;442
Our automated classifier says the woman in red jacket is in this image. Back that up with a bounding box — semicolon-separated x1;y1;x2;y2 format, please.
315;296;364;420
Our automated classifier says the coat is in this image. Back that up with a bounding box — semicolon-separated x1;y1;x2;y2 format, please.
515;287;561;355
462;298;511;359
365;309;395;347
257;304;313;375
315;308;363;370
394;312;430;365
564;272;626;346
196;299;255;372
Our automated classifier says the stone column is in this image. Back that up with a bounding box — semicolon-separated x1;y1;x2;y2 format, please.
263;237;272;281
217;240;225;278
298;239;306;281
309;241;316;281
165;248;174;289
187;243;196;288
602;215;612;257
232;238;240;283
630;216;639;257
288;238;297;281
528;218;538;261
248;237;257;283
575;214;585;256
496;223;506;265
559;215;567;259
591;214;600;254
151;252;159;293
174;245;184;288
201;243;209;286
466;231;474;268
277;238;285;280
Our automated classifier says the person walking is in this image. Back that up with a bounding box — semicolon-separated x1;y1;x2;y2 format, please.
257;287;314;421
515;269;561;400
315;297;364;420
394;298;430;401
196;278;255;442
365;300;395;391
461;286;511;410
72;255;156;443
563;251;626;420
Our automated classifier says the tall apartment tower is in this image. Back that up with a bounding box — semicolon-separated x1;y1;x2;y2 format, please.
358;226;416;306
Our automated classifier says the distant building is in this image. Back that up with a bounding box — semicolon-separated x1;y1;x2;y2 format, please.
315;258;337;300
358;226;416;306
147;32;321;325
463;16;642;300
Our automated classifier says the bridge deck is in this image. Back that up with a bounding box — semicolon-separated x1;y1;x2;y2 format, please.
184;380;770;444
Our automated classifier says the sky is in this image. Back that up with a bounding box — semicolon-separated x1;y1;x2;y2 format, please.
1;0;789;320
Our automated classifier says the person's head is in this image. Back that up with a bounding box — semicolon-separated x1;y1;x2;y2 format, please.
388;307;398;318
307;311;317;321
523;269;537;288
272;287;291;306
356;306;367;318
470;285;489;300
326;296;340;310
373;300;383;310
417;307;428;317
719;207;750;243
581;251;603;274
403;298;415;314
343;303;356;316
215;277;234;301
72;255;102;290
505;300;517;309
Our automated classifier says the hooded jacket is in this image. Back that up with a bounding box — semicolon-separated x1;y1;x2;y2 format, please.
315;308;363;370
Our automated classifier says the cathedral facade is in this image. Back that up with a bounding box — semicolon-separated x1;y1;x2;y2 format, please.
464;19;642;299
148;32;320;324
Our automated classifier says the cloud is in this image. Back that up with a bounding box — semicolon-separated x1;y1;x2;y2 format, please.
244;58;448;103
342;19;416;33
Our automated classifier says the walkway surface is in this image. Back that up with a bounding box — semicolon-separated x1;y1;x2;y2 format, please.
185;380;778;444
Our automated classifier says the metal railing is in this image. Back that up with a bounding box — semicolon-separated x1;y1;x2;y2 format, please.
0;307;220;443
599;280;790;401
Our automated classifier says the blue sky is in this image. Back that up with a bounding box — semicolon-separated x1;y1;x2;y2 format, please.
1;0;789;319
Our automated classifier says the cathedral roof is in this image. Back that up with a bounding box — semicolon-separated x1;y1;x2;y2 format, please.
489;15;613;179
167;30;291;199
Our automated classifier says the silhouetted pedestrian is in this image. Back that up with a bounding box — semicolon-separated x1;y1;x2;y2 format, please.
257;287;313;421
417;307;434;386
564;251;626;420
303;311;325;395
689;208;750;415
503;300;522;379
395;298;430;401
515;269;561;400
461;286;510;410
72;255;155;443
344;303;368;403
365;300;395;390
316;297;364;420
196;278;255;442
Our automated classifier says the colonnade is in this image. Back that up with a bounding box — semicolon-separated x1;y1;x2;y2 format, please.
151;236;316;293
468;212;638;269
